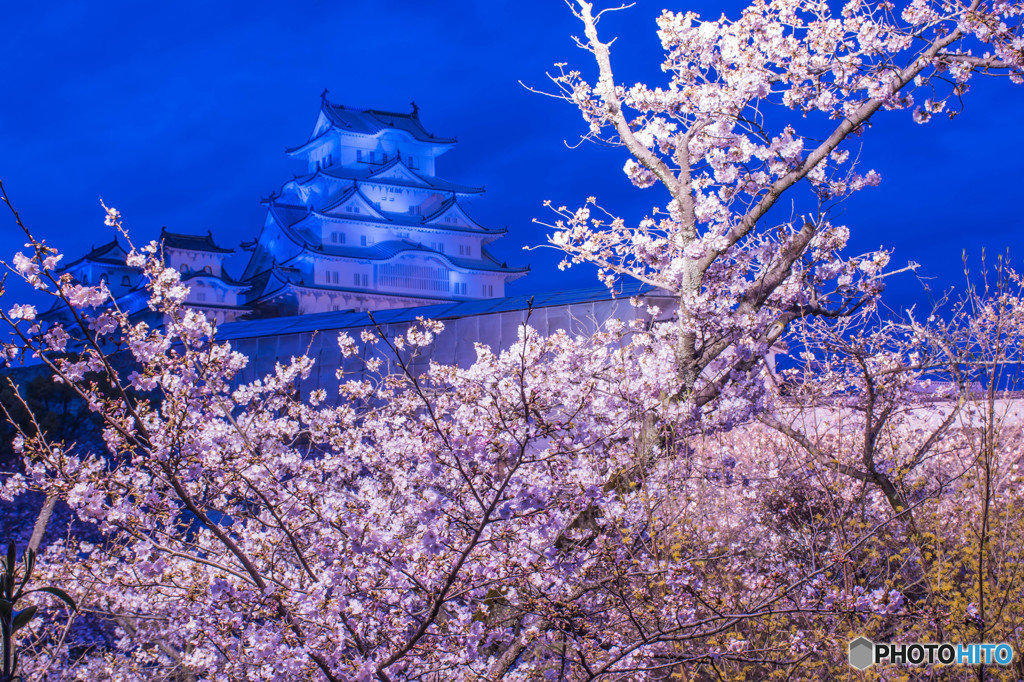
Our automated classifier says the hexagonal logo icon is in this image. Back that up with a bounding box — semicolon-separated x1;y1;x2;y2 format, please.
849;637;875;670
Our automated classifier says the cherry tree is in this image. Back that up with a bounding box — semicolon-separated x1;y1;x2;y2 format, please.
548;0;1022;416
0;217;961;680
749;262;1024;678
0;216;713;679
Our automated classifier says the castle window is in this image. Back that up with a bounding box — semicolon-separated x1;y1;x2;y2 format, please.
331;232;338;243
353;273;360;286
362;274;368;286
376;263;449;292
121;275;131;286
356;150;362;162
204;266;212;274
340;233;346;244
382;153;389;163
331;272;339;284
408;156;416;169
360;235;367;246
180;265;188;273
438;244;444;254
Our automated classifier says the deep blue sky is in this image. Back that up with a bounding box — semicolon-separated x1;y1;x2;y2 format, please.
3;0;1023;314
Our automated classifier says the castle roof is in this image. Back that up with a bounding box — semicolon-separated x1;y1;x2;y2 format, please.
287;97;456;154
60;237;132;271
262;213;526;278
269;196;507;239
295;239;528;276
160;228;234;254
301;158;483;195
61;230;234;273
314;186;387;220
321;97;456;145
180;268;247;288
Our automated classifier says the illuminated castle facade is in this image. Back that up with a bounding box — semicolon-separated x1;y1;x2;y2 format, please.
46;96;528;323
240;95;527;317
45;228;249;326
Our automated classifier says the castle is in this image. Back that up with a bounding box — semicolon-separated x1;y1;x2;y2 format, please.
44;95;528;325
42;97;668;390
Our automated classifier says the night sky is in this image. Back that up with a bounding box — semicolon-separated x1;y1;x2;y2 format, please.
3;0;1023;315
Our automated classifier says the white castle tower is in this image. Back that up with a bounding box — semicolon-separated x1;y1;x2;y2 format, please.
238;94;528;317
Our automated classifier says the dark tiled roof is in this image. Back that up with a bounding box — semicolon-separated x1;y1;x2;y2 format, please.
306;239;527;275
264;204;523;274
422;196;468;223
180;269;246;287
320;98;456;145
160;228;233;254
271;196;506;237
60;237;131;271
315;185;364;214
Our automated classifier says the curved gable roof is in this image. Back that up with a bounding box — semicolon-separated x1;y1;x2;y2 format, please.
160;227;233;254
60;237;131;271
321;98;455;145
